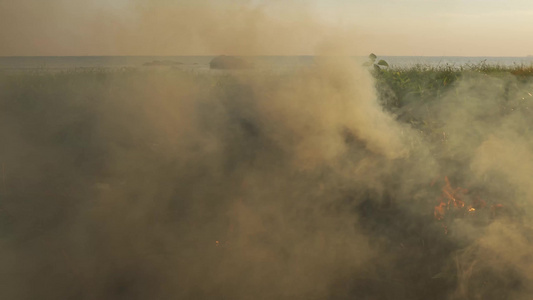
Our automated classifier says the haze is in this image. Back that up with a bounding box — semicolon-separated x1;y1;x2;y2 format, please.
1;0;532;56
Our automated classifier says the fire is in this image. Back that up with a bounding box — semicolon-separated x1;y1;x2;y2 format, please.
434;202;447;221
433;176;502;233
434;176;469;222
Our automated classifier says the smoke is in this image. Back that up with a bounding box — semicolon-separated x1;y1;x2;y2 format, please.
393;71;533;300
0;0;367;56
117;0;365;56
0;58;407;299
2;1;533;300
0;58;419;299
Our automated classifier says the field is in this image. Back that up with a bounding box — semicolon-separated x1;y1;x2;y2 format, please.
1;61;533;299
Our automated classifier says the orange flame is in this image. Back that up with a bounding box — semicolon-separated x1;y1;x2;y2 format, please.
434;176;469;222
434;200;446;220
434;176;503;233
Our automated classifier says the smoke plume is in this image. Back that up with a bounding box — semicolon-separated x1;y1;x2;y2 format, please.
2;1;533;300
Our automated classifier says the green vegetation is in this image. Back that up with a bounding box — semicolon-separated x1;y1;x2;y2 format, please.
374;61;533;109
371;60;533;143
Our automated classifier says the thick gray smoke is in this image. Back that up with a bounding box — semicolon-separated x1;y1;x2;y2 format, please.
4;58;533;300
2;1;533;299
0;59;407;299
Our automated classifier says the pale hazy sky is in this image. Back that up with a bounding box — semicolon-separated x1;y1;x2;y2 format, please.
1;0;532;56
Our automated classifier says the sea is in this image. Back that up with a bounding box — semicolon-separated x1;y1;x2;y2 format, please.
1;56;533;72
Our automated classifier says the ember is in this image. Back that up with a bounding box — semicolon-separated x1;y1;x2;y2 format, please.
215;240;230;248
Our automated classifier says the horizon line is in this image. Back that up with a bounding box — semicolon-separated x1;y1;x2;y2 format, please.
1;54;533;58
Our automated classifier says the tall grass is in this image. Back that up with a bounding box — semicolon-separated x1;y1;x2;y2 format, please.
373;63;533;143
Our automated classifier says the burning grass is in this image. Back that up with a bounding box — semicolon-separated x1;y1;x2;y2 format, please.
1;63;533;299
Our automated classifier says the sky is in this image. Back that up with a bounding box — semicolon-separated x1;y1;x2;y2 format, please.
0;0;532;56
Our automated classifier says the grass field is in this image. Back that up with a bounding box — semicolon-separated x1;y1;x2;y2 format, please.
1;63;533;299
376;62;533;108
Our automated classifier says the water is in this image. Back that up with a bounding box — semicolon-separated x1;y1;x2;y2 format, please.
0;56;214;72
1;55;532;72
